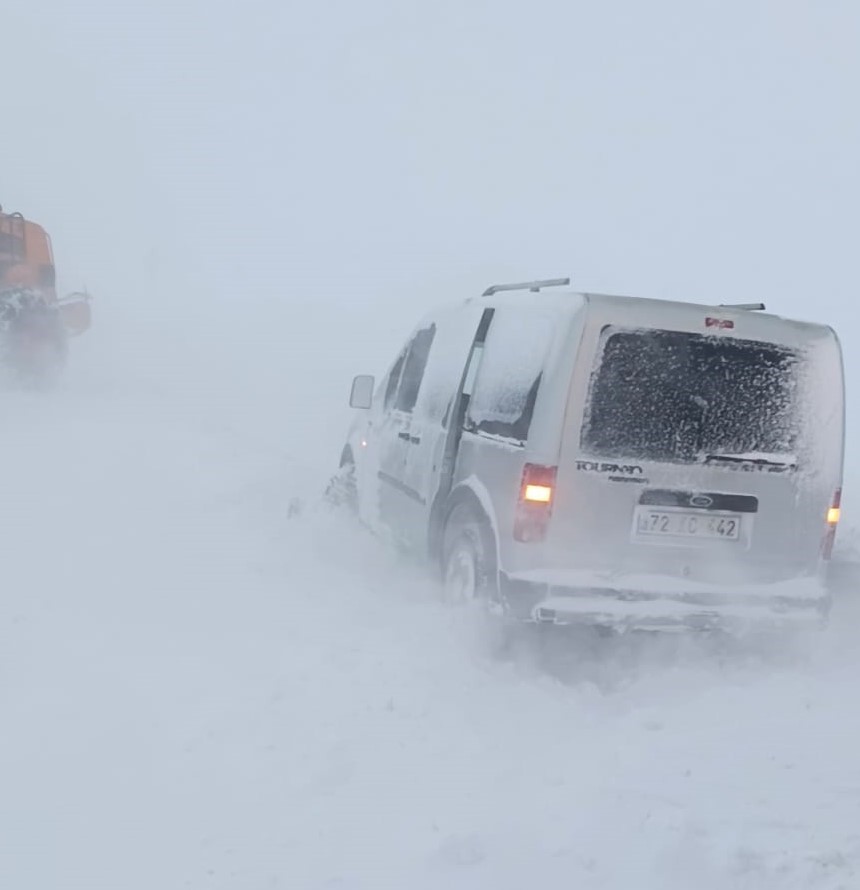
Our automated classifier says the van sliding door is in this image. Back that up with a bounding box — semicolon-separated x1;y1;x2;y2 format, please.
376;324;436;538
398;304;489;549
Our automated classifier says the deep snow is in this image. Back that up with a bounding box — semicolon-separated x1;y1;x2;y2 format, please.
3;1;859;885
1;307;859;890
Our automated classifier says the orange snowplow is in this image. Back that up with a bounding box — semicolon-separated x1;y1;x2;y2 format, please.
0;206;91;386
0;206;92;335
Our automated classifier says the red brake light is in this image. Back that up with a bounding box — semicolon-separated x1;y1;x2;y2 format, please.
514;464;557;543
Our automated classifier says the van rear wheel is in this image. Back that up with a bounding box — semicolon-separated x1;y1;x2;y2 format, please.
441;505;497;606
442;504;516;657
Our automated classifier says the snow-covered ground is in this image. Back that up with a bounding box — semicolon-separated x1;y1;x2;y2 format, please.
1;306;859;890
3;1;858;885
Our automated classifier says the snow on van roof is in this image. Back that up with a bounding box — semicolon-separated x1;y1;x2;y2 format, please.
459;287;836;342
581;291;836;340
409;286;837;351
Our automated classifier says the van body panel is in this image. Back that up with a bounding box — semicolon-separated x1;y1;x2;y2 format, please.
401;301;486;547
351;300;486;548
542;299;842;588
348;288;845;633
449;298;584;562
496;295;844;628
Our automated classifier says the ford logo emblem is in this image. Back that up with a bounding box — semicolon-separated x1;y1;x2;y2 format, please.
690;494;714;508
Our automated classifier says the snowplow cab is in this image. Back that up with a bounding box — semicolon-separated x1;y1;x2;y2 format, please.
0;206;91;336
0;211;56;297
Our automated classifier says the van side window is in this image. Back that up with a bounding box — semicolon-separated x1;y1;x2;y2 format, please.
384;351;407;410
465;308;556;444
394;324;436;413
412;306;491;429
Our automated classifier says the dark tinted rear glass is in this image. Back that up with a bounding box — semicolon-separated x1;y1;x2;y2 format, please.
581;328;802;464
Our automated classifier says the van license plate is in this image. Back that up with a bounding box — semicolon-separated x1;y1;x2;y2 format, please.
634;509;741;541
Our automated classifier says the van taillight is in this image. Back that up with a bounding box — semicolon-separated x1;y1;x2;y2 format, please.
822;489;842;560
514;464;557;543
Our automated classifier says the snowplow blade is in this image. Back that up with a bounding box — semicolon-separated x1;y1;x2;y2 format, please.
56;292;92;337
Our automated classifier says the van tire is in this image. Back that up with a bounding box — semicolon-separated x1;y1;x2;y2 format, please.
441;504;498;606
442;503;517;657
324;448;357;513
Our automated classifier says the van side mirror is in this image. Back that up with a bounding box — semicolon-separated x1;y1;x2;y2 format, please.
350;375;374;409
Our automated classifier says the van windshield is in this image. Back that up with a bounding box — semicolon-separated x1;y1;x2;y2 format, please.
581;328;802;465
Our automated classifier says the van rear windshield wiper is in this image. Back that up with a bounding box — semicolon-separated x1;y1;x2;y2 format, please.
704;453;796;469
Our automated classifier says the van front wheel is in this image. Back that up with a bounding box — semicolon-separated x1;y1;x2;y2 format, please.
324;451;357;513
441;505;497;607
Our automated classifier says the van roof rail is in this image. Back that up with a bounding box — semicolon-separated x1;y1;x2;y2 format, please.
482;277;570;297
719;302;766;311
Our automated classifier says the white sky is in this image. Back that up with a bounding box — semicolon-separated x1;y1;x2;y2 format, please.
4;1;858;434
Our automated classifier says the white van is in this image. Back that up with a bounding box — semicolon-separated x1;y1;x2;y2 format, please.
339;279;845;633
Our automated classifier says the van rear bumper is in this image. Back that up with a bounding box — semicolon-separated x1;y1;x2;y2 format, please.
498;569;831;633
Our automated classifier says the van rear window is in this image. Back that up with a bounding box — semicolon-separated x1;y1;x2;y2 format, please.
581;328;802;464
